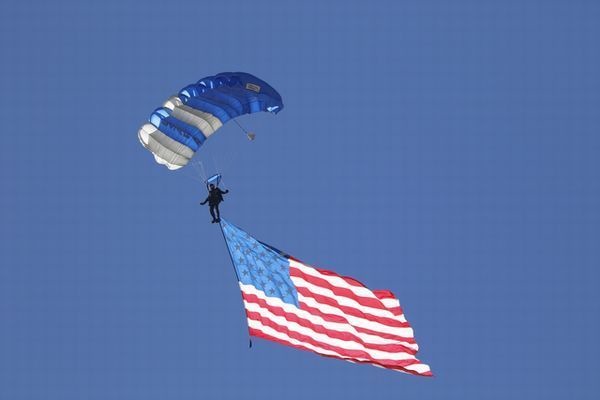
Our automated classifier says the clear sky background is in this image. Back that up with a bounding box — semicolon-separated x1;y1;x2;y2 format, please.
1;1;599;399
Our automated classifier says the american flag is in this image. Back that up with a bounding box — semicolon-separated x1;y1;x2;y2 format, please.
220;219;432;376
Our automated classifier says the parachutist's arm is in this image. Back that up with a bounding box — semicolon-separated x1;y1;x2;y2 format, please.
200;197;209;205
219;189;229;194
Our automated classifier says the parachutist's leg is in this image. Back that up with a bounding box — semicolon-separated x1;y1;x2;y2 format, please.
215;204;221;221
209;205;217;222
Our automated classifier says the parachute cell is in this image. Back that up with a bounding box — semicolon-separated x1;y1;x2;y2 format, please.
138;72;283;170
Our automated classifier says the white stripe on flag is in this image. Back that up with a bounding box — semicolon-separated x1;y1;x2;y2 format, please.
241;285;413;347
243;300;416;361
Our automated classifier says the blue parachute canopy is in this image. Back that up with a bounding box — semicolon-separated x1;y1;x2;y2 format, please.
138;72;283;170
180;72;284;116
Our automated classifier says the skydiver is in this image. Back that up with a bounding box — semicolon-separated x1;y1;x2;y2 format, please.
200;184;229;223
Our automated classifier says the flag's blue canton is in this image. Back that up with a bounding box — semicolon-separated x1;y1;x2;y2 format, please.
221;220;298;306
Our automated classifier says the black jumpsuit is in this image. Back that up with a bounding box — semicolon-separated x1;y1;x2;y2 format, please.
201;188;228;222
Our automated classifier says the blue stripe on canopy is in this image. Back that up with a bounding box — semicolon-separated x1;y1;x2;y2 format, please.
178;72;284;124
202;90;246;115
149;108;205;150
182;97;232;124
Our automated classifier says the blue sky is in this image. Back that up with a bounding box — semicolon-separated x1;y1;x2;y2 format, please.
1;1;599;399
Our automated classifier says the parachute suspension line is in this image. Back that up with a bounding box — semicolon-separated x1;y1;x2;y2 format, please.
182;173;204;184
212;154;219;172
218;143;243;178
180;160;207;185
180;161;205;184
190;119;256;184
209;125;249;180
210;155;221;183
232;118;248;134
218;221;253;349
192;160;207;181
233;118;256;141
198;160;208;182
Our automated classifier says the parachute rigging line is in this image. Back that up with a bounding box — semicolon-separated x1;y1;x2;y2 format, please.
232;119;256;141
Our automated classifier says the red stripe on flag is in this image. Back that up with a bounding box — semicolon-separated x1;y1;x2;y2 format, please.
311;267;368;289
295;286;411;329
297;301;348;323
373;290;404;316
354;325;417;344
242;293;418;355
247;327;430;377
246;314;424;370
290;267;399;312
297;301;416;348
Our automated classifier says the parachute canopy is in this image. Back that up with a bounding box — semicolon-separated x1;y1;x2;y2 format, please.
138;72;284;170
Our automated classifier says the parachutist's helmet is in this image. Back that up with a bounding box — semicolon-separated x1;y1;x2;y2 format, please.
209;184;215;189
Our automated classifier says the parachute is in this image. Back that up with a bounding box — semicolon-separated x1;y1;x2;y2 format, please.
138;72;284;170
